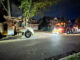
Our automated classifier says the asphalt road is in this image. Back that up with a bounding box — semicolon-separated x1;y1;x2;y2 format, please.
0;34;80;60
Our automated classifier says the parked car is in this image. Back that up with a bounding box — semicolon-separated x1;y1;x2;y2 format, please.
72;24;80;33
52;25;64;34
66;27;72;34
65;20;73;34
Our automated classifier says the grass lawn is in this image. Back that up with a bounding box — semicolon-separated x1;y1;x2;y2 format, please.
60;52;80;60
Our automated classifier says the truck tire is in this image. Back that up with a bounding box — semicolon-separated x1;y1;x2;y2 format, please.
25;31;32;38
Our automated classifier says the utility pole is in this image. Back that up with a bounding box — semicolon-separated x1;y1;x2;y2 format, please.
7;0;11;17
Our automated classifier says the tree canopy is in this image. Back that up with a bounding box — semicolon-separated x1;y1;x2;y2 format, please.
76;17;80;24
19;0;60;18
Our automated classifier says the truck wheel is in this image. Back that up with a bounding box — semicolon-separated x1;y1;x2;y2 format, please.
25;31;32;38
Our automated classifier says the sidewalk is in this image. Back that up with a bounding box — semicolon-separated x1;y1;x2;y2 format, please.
0;31;52;40
0;35;22;40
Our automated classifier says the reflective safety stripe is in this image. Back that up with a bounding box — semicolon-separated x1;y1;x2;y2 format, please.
2;31;8;35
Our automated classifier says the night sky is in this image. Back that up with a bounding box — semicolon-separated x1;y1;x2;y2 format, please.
1;0;80;20
44;0;80;19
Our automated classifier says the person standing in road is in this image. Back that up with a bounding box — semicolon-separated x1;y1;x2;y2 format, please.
14;22;17;35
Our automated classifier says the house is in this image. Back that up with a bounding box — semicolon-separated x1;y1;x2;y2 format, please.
38;17;59;31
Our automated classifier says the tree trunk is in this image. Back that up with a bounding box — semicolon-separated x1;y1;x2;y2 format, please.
25;14;29;26
23;0;32;26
